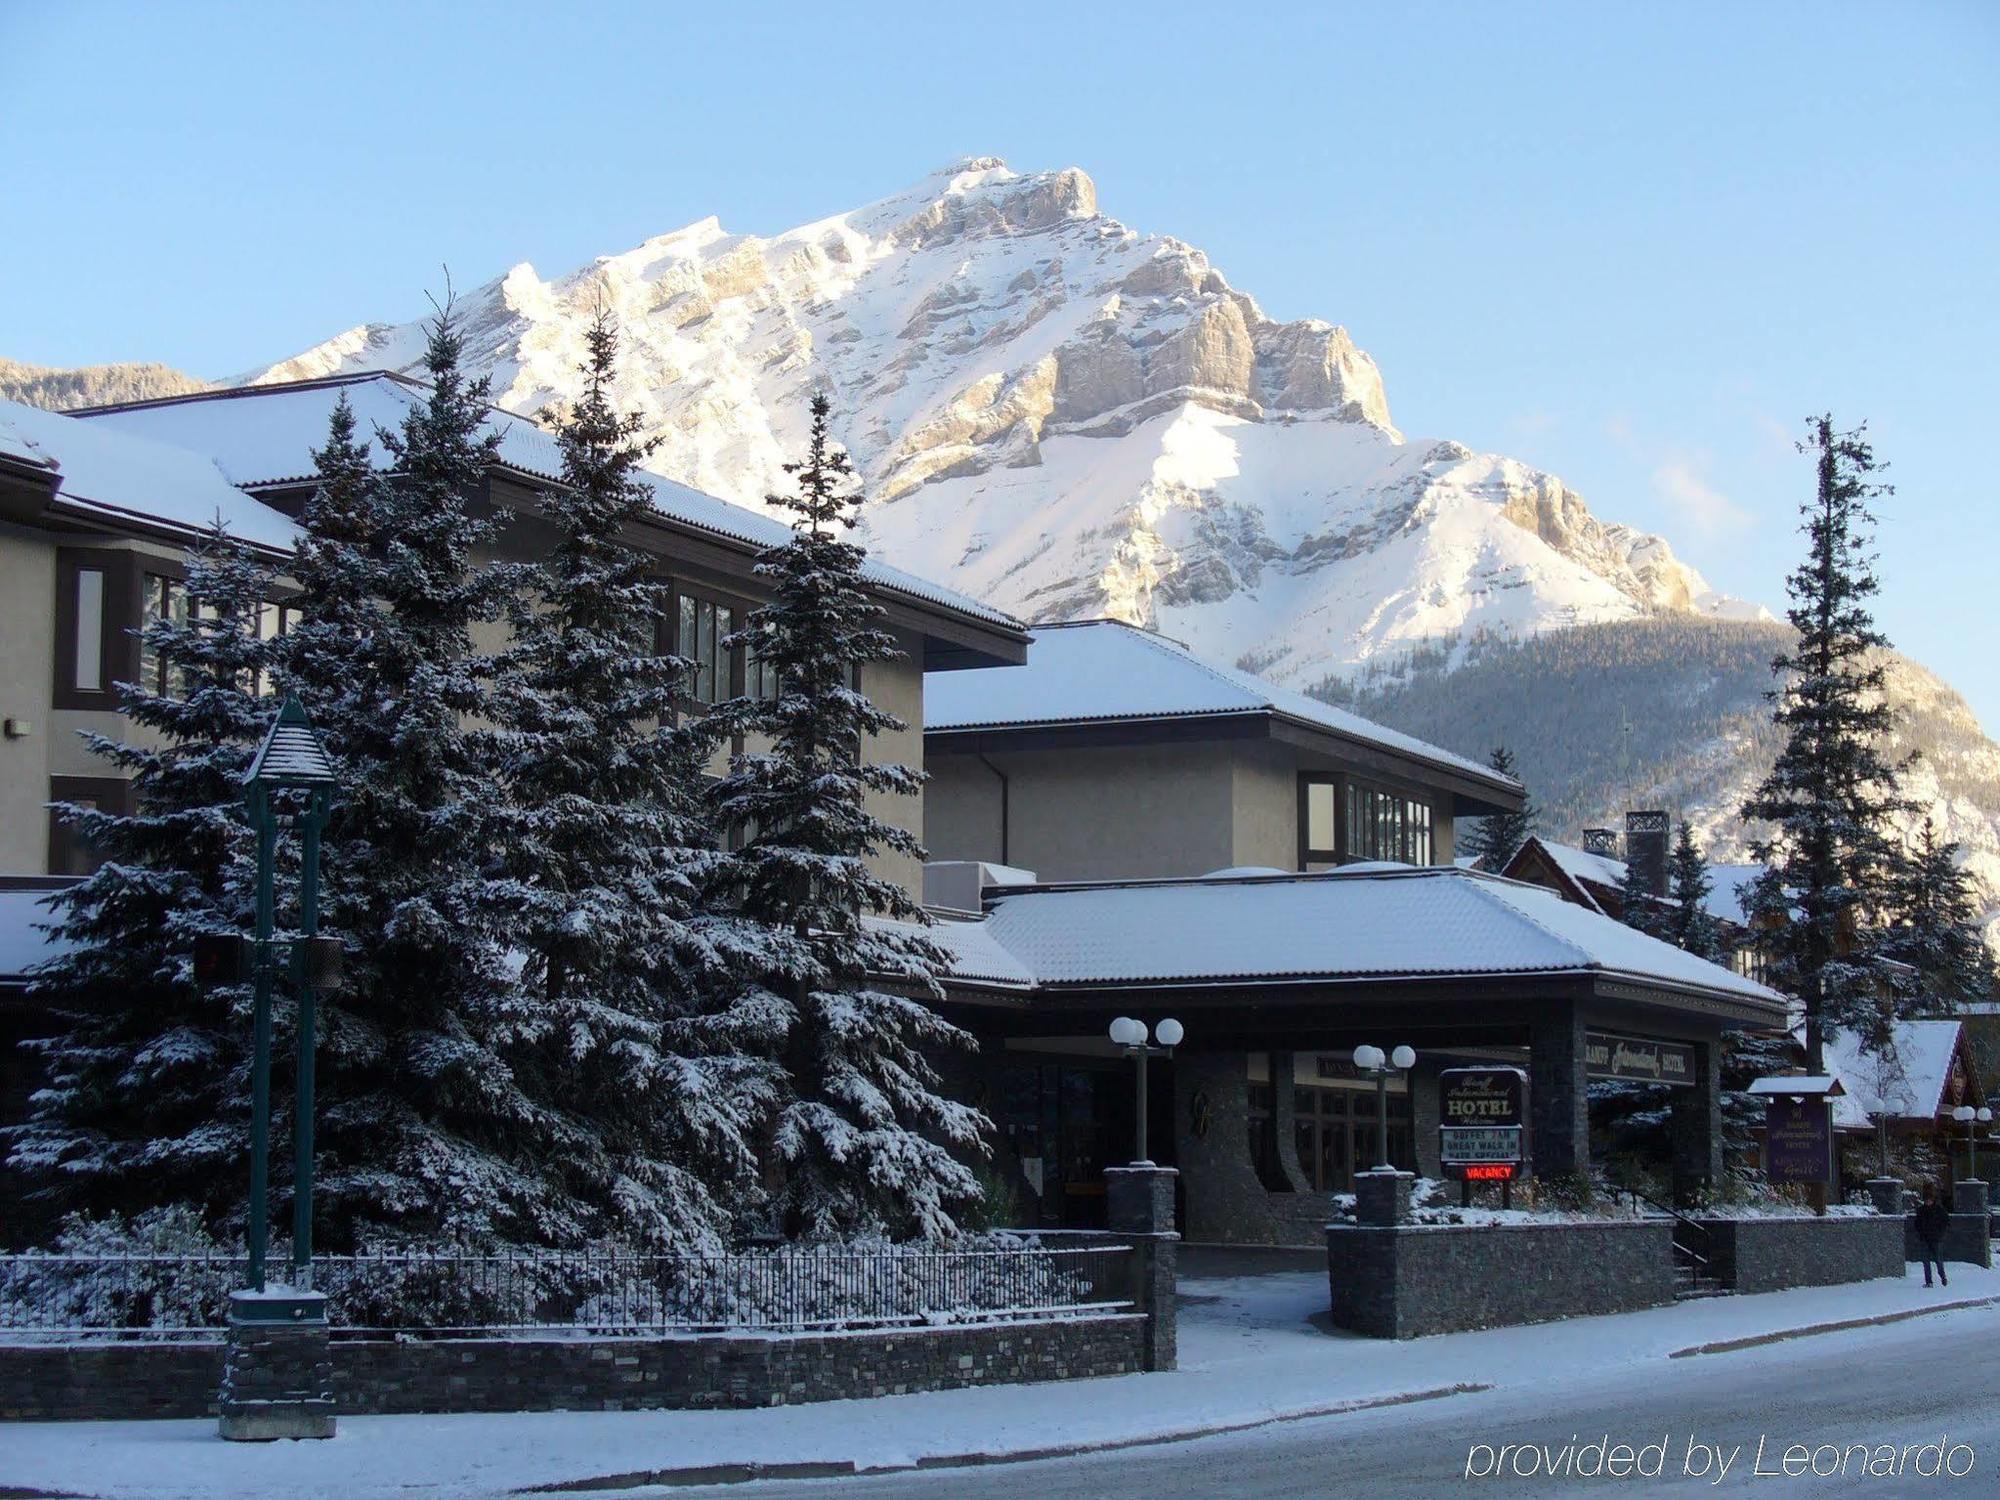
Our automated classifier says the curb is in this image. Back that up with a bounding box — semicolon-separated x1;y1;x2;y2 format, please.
517;1382;1492;1492
1668;1293;2000;1359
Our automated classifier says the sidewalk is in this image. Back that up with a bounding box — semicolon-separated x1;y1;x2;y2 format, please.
6;1264;1996;1500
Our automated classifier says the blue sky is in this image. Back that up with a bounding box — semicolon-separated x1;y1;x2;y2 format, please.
5;2;1996;726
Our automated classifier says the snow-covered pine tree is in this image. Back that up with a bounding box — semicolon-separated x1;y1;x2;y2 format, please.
287;307;556;1248
484;312;779;1248
1459;746;1536;869
712;389;986;1241
1740;417;1910;1074
1879;820;1996;1016
6;525;275;1228
275;392;379;746
1662;821;1725;963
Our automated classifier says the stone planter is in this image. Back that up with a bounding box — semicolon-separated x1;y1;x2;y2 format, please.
1693;1215;1904;1294
1325;1218;1674;1339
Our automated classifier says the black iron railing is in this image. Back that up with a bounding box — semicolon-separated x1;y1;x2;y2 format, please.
0;1243;1133;1340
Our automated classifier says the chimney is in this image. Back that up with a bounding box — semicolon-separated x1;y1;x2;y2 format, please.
1581;827;1620;858
1624;811;1670;898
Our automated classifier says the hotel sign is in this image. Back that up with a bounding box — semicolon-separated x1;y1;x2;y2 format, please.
1439;1067;1525;1166
1764;1096;1833;1185
1585;1032;1695;1088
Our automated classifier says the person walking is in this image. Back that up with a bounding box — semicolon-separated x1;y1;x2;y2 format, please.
1914;1182;1950;1289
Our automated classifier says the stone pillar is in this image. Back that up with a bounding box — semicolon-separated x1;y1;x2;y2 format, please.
1270;1052;1314;1193
1529;1002;1590;1180
1353;1168;1415;1226
1952;1179;1988;1218
1410;1059;1442;1179
1867;1177;1906;1216
1172;1050;1276;1244
1105;1164;1179;1372
218;1289;335;1440
1669;1040;1722;1206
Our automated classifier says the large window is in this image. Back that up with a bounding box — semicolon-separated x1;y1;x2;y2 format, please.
744;621;781;703
138;573;191;696
1346;782;1432;865
675;593;736;705
1293;1084;1414;1190
72;568;105;692
1299;777;1435;866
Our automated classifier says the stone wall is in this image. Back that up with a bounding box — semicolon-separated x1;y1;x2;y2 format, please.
1695;1216;1905;1294
1326;1219;1675;1339
0;1315;1148;1423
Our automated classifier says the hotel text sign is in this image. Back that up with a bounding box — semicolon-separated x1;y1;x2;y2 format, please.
1763;1096;1833;1185
1585;1032;1695;1088
1439;1067;1525;1166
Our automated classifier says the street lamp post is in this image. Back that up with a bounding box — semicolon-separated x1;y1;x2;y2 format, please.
1954;1105;1992;1181
239;697;340;1292
1109;1016;1183;1165
1352;1044;1417;1170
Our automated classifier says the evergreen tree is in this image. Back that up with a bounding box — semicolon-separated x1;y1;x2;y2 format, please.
1662;821;1725;963
1740;417;1910;1073
1459;746;1536;869
6;526;275;1227
484;313;779;1247
276;392;379;737
288;306;553;1248
1879;820;1996;1015
713;389;986;1240
1618;856;1667;940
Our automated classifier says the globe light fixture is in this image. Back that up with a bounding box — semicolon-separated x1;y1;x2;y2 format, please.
1352;1043;1418;1169
1107;1017;1185;1165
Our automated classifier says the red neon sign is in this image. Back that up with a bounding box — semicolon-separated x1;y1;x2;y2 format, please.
1461;1163;1516;1182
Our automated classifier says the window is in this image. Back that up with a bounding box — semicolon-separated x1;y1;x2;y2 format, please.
1345;782;1432;865
1299;776;1435;867
138;573;190;696
48;776;134;876
675;593;735;705
744;625;781;703
72;568;105;692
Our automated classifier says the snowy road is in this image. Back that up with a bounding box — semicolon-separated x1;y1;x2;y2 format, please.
729;1304;1999;1499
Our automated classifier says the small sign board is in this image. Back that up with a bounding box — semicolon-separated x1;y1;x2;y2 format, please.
1461;1162;1517;1182
1585;1032;1696;1088
1764;1096;1833;1185
1439;1067;1526;1168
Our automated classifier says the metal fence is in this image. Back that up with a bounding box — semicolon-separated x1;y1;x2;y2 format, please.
0;1242;1133;1340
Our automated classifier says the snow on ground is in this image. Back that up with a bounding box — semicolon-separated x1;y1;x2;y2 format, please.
7;1264;1996;1500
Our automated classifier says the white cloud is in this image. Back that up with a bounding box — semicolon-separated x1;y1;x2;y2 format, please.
1652;458;1751;536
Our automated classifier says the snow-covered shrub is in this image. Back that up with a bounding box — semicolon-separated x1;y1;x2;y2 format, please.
0;1208;240;1336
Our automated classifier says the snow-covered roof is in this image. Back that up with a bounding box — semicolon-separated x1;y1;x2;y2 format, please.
0;397;299;552
1519;839;1765;929
925;865;1784;1011
76;374;1022;632
0;886;75;985
924;620;1518;796
1533;839;1629;895
1703;863;1765;927
889;916;1037;990
1821;1019;1967;1126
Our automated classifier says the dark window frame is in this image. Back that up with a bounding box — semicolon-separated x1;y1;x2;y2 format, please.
47;775;135;877
53;549;141;711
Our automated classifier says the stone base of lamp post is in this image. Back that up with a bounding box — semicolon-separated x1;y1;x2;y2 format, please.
1354;1168;1416;1227
1866;1177;1907;1216
217;1289;335;1441
1104;1165;1178;1373
1952;1179;1987;1218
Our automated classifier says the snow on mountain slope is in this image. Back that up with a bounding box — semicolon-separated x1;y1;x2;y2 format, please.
240;158;1762;687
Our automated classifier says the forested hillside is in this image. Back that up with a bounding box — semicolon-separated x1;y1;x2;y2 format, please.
0;356;208;411
1318;617;2000;947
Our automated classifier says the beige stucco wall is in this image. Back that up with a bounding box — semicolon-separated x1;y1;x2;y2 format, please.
1230;740;1300;870
861;630;926;899
0;523;56;871
926;740;1239;883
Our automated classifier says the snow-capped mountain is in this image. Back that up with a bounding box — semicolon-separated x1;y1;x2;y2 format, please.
241;157;1765;689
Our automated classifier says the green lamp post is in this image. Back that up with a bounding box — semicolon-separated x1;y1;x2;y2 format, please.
239;696;340;1292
